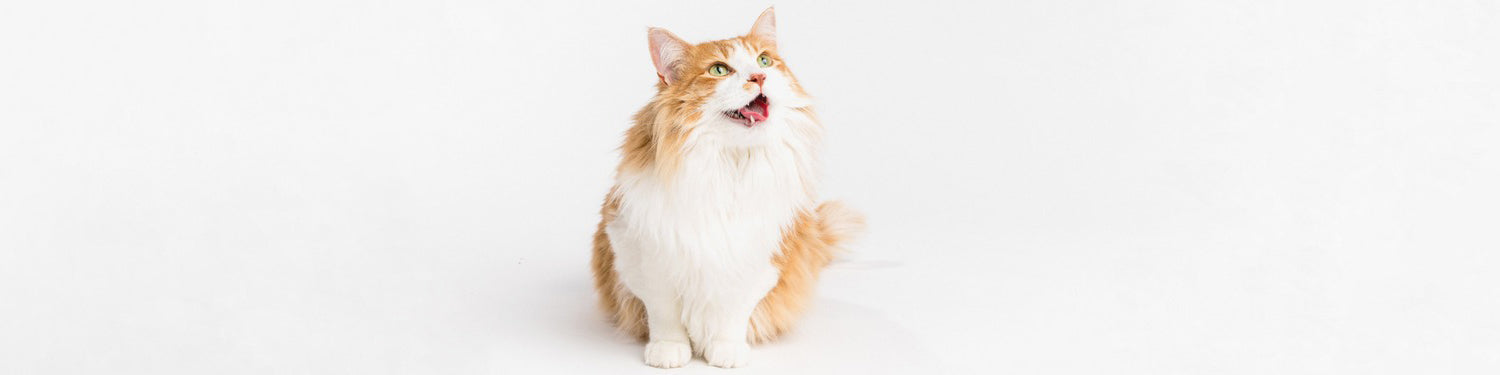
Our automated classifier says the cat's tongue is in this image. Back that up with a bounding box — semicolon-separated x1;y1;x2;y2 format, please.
738;95;769;124
738;107;767;122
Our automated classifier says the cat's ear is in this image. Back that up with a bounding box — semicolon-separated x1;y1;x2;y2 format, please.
647;28;689;85
749;7;776;48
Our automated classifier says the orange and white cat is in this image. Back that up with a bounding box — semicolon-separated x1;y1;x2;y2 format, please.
590;8;863;369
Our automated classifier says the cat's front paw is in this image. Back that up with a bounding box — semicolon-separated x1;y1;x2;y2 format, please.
703;340;751;368
644;340;692;368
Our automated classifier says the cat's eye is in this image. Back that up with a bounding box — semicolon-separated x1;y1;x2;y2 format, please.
757;54;773;67
708;64;732;76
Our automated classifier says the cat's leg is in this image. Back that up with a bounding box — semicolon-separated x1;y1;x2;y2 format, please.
698;302;756;367
638;291;692;368
607;223;692;368
621;262;690;368
696;273;778;368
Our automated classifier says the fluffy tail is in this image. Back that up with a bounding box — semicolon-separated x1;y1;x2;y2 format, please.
747;201;864;343
814;200;866;252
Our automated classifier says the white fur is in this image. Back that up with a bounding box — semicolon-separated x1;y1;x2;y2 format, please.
607;43;820;368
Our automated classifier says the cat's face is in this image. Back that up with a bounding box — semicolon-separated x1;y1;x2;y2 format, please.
645;8;810;147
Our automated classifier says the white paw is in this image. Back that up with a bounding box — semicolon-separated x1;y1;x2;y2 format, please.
703;340;751;368
644;340;692;368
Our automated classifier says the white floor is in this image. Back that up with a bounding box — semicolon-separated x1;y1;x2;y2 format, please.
3;1;1498;374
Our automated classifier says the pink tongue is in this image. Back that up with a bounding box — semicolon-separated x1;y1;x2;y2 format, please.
738;106;767;122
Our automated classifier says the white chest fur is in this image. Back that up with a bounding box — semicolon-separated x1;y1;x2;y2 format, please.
606;120;820;345
612;143;813;265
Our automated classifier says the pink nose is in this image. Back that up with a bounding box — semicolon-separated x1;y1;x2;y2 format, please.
748;73;766;88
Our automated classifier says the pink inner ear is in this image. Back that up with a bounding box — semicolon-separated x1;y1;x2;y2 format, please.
750;7;776;46
648;28;687;84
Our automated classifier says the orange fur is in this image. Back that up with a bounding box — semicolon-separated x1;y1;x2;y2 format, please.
747;201;864;343
617;32;805;179
590;8;862;347
589;188;648;340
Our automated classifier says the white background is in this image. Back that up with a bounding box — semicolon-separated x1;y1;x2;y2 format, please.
2;1;1497;374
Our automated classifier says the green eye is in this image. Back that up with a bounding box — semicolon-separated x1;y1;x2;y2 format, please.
757;54;773;67
708;64;731;76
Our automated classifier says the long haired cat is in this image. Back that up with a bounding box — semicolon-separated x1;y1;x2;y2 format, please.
590;8;863;369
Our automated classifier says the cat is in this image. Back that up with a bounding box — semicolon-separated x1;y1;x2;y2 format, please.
589;7;864;369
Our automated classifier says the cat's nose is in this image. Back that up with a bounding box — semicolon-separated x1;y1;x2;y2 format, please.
748;73;766;88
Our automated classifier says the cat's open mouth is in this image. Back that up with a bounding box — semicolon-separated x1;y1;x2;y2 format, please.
724;94;769;127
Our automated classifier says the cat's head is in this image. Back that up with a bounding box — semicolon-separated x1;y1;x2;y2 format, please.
641;7;811;143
